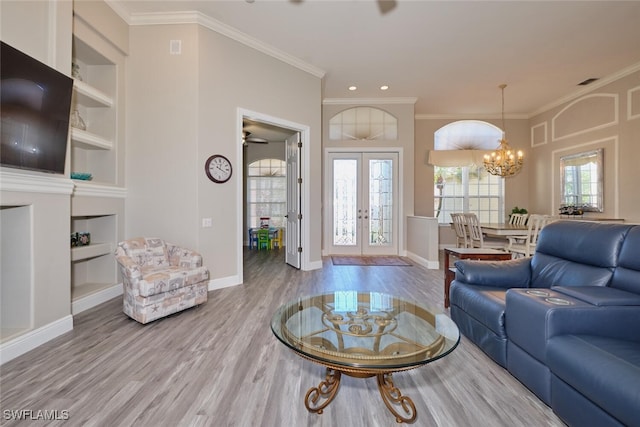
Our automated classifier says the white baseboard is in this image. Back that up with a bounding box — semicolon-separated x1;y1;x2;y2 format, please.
406;251;440;270
0;315;73;365
208;275;241;291
72;284;123;315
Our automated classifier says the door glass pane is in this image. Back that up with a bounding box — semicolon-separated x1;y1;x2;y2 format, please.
333;159;358;246
369;159;392;246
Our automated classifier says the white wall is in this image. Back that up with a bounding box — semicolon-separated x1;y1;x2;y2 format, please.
126;22;322;284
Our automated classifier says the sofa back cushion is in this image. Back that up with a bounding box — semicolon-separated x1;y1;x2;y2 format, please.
610;226;640;294
530;221;632;288
117;237;169;268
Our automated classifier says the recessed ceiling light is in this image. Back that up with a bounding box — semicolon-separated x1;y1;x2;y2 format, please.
349;86;357;91
380;85;389;91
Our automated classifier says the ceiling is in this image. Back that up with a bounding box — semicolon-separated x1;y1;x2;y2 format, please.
112;0;640;137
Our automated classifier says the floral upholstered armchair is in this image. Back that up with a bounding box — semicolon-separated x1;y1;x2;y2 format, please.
115;237;209;324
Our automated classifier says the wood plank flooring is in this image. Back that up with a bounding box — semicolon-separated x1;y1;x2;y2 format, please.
0;249;565;426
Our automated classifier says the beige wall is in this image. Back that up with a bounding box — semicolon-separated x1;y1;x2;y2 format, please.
528;70;640;223
126;23;322;282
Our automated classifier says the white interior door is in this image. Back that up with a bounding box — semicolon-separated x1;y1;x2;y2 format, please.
326;152;398;255
285;132;301;268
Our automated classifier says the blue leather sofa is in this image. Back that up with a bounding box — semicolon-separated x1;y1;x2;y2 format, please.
449;221;640;427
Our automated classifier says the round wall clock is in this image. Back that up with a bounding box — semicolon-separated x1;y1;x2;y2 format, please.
205;154;232;183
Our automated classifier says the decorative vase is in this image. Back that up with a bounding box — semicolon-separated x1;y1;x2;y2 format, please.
70;110;86;130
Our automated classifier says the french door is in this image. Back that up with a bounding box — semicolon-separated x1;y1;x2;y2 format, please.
325;152;398;255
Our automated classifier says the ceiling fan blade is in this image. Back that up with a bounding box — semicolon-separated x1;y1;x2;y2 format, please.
246;137;269;144
377;0;397;15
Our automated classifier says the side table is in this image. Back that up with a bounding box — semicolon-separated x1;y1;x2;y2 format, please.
444;248;512;308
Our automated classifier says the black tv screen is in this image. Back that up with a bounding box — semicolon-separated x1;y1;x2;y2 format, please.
1;41;73;174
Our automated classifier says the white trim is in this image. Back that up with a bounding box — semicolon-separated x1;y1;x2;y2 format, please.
628;86;640;121
0;315;73;365
0;169;74;195
122;10;325;79
72;181;127;198
551;137;618;217
406;251;440;270
208;275;241;292
324;97;418;106
531;61;640;118
237;108;315;272
552;94;619;142
415;113;529;120
72;284;122;315
530;122;548;147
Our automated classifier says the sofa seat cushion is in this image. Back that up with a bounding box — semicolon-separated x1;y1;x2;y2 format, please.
135;265;209;297
449;284;507;337
547;334;640;427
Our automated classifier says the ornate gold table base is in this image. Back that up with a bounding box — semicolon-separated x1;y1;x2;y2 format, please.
304;367;417;424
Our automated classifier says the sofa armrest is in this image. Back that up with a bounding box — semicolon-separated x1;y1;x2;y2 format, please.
553;286;640;306
114;255;143;280
547;305;640;342
454;257;531;289
166;243;203;268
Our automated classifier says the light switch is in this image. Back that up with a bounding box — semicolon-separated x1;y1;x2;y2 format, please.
202;218;212;228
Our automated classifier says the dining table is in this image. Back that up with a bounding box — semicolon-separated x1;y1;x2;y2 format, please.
479;223;528;238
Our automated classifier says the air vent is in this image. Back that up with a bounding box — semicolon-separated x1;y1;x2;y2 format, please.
578;78;599;86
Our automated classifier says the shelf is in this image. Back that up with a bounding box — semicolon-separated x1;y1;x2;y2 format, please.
71;242;112;262
73;79;113;108
70;127;113;150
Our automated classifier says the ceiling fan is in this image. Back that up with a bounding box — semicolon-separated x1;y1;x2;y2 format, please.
242;131;268;145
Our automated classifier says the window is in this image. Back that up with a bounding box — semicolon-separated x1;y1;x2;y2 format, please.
329;107;398;141
247;159;286;228
432;121;505;224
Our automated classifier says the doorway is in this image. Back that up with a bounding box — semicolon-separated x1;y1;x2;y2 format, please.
325;151;399;255
239;109;305;274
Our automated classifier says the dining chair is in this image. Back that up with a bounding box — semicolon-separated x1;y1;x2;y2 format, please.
506;214;554;257
450;213;469;248
509;213;529;226
257;228;271;250
270;228;283;249
464;213;507;250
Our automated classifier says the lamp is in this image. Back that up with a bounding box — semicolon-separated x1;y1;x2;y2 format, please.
483;84;524;177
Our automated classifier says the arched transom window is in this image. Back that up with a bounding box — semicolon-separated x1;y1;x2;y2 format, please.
432;120;505;224
329;107;398;141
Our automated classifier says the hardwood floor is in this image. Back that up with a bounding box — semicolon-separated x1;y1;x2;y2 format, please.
0;249;564;426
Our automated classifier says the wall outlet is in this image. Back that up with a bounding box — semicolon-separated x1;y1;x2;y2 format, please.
202;218;212;228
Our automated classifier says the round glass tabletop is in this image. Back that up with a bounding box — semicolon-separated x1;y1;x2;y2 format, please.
271;291;460;372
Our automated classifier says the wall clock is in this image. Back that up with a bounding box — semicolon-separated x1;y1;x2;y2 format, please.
205;154;232;183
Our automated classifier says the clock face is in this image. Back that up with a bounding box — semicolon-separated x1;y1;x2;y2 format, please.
205;155;232;183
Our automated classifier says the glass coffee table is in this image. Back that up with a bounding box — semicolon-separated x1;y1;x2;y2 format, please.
271;291;460;423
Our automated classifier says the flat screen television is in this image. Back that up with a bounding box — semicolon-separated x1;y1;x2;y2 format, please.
1;41;74;175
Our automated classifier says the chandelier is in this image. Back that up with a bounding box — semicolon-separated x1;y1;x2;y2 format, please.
483;84;524;177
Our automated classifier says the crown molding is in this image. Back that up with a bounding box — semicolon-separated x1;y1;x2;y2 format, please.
323;97;418;106
529;61;640;118
414;113;529;120
114;9;325;79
